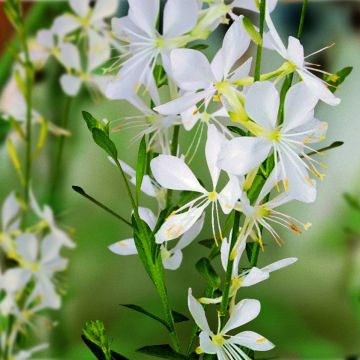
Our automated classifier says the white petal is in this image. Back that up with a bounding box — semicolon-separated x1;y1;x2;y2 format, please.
218;176;242;214
3;268;30;293
108;239;138;255
245;81;279;130
162;249;183;270
265;10;287;58
70;0;89;17
222;299;260;333
206;125;224;188
58;43;81;70
60;74;82;96
139;207;157;230
180;107;200;131
221;16;251;77
15;234;38;263
230;331;275;351
287;36;305;68
199;331;218;354
241;267;270;287
91;0;118;22
232;0;278;12
218;137;271;176
175;215;204;251
155;90;212;115
299;69;341;106
41;234;62;264
151;155;206;193
155;203;207;243
128;0;159;36
88;30;111;71
163;0;199;37
188;289;212;334
52;15;80;37
2;192;20;231
230;57;253;82
52;227;76;248
283;81;318;133
170;49;214;91
261;257;298;273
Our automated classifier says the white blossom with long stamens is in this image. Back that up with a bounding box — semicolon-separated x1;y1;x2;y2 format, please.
109;207;204;270
155;16;252;116
151;125;241;244
265;8;340;106
218;81;327;203
188;289;274;359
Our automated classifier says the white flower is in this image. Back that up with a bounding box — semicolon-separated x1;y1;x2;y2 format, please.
15;233;68;310
106;0;200;100
0;267;29;315
1;192;21;233
151;125;241;244
265;9;340;106
218;81;327;203
188;289;274;359
31;192;75;248
155;16;252;116
59;33;111;96
13;344;48;360
52;0;118;37
109;208;204;270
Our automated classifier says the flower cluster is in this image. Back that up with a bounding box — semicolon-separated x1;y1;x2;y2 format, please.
94;0;345;358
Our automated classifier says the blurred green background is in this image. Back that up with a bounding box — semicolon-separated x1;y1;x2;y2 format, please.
0;1;360;359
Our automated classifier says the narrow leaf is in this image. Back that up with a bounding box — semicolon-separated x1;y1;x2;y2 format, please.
81;336;128;360
198;239;215;249
196;258;221;289
92;128;118;160
344;193;360;213
0;117;11;145
137;345;187;359
82;111;99;131
121;304;171;332
171;311;189;323
136;136;147;205
227;126;247;137
305;141;344;157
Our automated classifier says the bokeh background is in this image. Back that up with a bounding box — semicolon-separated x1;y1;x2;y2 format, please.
1;1;360;359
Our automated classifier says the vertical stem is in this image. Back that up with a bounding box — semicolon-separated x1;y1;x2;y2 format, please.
254;0;267;82
166;125;180;207
50;96;73;200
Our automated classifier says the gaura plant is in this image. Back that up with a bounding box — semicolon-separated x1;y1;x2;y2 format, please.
0;0;117;359
74;0;352;359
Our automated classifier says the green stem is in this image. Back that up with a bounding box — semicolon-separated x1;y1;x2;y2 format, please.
72;186;132;227
219;210;240;327
50;96;73;199
254;0;266;82
166;125;180;207
297;0;309;39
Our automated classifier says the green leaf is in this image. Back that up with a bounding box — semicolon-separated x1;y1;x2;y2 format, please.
227;126;247;137
189;43;209;50
196;258;221;289
137;345;188;359
82;111;99;131
0;117;11;145
154;65;168;88
246;242;260;264
171;311;189;323
121;304;171;332
198;239;215;249
136;136;147;204
81;336;128;360
242;16;262;45
305;141;344;157
344;193;360;213
92;128;118;160
323;66;353;93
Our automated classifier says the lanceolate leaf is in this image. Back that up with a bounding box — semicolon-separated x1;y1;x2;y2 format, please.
171;311;189;323
92;128;118;160
82;110;99;131
137;344;188;359
196;258;221;289
81;336;128;360
136;136;147;205
121;304;171;332
0;117;11;145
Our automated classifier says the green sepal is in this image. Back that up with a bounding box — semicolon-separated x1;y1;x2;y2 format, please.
136;136;147;205
196;257;221;289
136;344;188;359
243;16;262;45
323;66;353;93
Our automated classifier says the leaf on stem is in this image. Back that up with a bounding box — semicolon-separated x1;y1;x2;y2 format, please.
92;128;118;160
344;193;360;213
196;258;221;289
137;344;188;359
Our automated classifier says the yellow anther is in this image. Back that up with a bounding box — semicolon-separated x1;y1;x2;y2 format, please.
290;224;302;235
